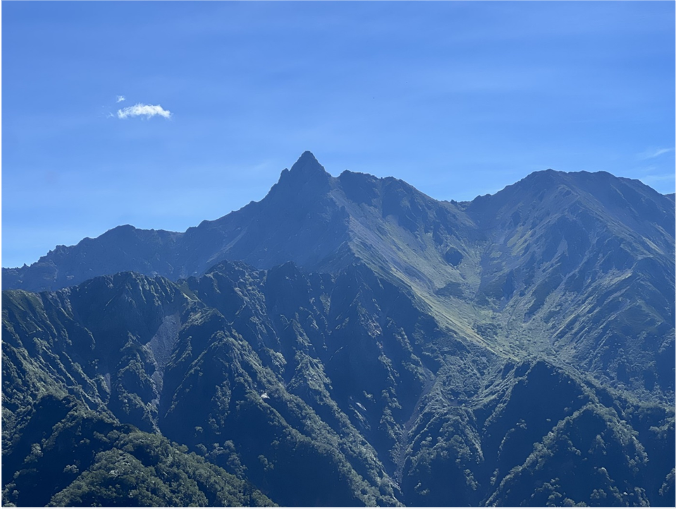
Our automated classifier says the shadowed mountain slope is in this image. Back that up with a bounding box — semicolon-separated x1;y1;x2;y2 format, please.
3;152;476;292
3;261;675;506
2;153;674;506
5;155;673;393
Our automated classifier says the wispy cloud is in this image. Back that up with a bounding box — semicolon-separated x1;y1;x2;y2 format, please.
638;147;674;160
117;103;172;120
116;95;126;103
640;173;675;184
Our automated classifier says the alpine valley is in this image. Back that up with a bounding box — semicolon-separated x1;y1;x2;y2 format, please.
2;152;675;506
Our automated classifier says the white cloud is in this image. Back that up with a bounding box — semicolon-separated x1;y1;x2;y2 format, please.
117;103;172;120
638;147;674;160
116;95;126;103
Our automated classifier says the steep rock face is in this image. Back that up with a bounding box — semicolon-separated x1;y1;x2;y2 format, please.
181;152;354;276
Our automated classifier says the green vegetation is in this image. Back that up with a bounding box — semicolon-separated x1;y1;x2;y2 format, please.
2;162;675;506
3;259;674;506
2;394;273;507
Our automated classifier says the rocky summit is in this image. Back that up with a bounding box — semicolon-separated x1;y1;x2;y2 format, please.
2;153;675;506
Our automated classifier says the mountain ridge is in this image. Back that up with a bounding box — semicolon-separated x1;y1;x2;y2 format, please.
3;257;674;505
2;152;674;505
4;153;674;397
4;153;671;294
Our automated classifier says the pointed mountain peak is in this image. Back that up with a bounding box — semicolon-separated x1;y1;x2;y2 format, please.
294;150;321;166
276;151;332;190
289;151;326;175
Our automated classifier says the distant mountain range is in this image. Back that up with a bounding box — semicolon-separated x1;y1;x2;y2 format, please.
2;153;674;506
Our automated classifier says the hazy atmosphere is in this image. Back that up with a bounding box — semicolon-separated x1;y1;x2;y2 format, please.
3;1;674;267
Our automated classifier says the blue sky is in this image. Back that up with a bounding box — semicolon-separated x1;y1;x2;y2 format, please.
3;1;675;268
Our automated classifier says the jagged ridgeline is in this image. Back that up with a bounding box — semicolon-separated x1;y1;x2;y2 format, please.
2;153;675;506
